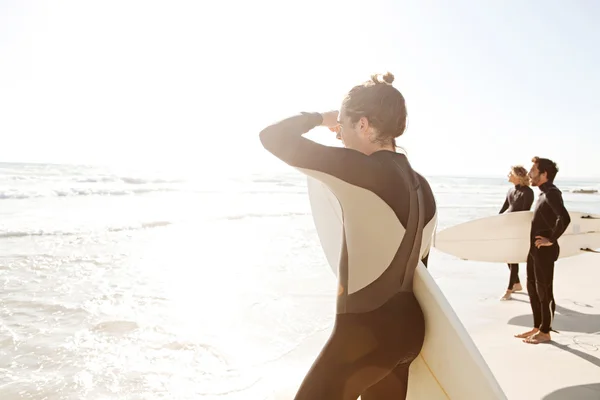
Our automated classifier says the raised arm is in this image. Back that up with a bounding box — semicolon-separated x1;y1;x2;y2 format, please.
499;196;509;214
498;197;508;214
546;189;571;243
259;112;382;188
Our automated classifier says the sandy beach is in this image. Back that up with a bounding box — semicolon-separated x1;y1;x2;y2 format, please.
272;249;600;400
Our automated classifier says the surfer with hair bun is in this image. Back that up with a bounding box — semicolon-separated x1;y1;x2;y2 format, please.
260;72;437;399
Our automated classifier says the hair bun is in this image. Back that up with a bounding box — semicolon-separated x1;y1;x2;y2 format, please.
370;72;395;85
382;72;394;84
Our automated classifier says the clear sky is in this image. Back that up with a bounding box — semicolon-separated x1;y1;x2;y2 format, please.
1;0;599;178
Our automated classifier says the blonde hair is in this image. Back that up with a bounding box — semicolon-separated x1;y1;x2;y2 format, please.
511;165;530;186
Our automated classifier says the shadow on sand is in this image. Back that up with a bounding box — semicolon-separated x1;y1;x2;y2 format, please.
508;293;600;334
507;294;600;368
542;383;600;400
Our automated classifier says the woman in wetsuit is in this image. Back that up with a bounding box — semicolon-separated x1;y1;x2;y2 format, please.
259;72;438;400
498;166;534;300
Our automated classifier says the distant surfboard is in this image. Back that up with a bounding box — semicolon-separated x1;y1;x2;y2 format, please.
433;211;600;264
306;176;507;400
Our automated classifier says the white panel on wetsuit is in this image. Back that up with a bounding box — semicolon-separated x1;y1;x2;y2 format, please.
300;168;403;294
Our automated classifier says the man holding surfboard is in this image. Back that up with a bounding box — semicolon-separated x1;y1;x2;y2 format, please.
515;157;571;344
499;166;534;300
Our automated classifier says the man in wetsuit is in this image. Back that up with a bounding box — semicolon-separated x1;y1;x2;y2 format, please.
515;157;570;344
499;165;534;300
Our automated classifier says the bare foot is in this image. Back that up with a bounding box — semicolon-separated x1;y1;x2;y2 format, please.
512;283;523;292
514;328;539;338
523;331;551;344
500;290;513;301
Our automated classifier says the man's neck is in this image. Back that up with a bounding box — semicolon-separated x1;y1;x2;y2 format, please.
539;180;552;192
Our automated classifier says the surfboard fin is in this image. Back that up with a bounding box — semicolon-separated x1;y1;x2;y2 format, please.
581;248;600;253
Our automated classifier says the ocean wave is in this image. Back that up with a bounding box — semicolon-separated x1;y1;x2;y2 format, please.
223;212;309;220
57;188;177;196
3;299;87;315
0;221;172;239
108;221;172;231
0;187;176;200
0;171;186;188
91;320;139;334
1;170;184;185
241;190;307;195
252;178;283;184
0;185;306;201
568;188;599;194
76;176;183;185
0;191;32;200
74;177;116;183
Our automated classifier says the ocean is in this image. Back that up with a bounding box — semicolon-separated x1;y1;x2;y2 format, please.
1;162;599;399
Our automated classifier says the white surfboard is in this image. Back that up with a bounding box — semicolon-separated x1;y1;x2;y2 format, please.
306;176;507;400
433;211;600;264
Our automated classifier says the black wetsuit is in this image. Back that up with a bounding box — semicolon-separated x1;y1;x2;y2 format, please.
499;184;534;290
260;112;437;400
528;181;570;334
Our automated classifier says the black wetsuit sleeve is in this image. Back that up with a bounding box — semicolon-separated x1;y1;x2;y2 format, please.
523;188;534;211
546;189;571;243
499;197;509;214
259;112;382;187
